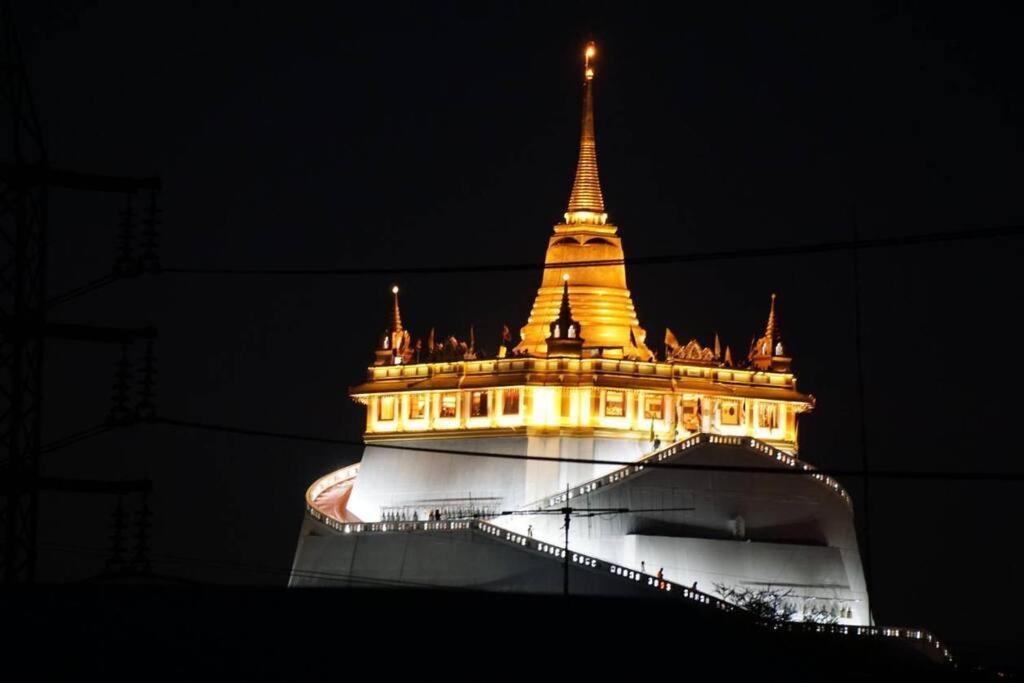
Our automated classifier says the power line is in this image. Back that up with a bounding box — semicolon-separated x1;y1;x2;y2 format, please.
39;423;113;455
160;223;1024;277
46;273;118;309
39;540;487;591
151;416;1024;482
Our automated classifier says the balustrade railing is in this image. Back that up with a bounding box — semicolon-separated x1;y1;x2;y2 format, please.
304;501;952;665
528;433;851;511
763;620;953;663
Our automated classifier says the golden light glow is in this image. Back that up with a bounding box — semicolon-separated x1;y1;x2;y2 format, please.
361;379;805;453
354;40;810;459
562;210;608;225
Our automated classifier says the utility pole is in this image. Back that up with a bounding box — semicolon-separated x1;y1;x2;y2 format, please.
496;491;664;597
562;504;571;597
562;483;570;597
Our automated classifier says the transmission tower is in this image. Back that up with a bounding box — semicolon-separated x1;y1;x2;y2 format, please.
1;2;161;582
0;0;49;583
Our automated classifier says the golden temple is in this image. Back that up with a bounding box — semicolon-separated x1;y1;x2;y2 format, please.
353;42;811;453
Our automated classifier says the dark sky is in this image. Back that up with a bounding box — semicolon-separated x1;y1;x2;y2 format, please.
17;1;1024;668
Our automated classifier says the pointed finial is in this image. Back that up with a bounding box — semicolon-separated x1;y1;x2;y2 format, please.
748;293;790;370
548;273;583;354
713;333;721;359
565;41;607;225
559;273;572;317
391;285;403;334
765;292;777;337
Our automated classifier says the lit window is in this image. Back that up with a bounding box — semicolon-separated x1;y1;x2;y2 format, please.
681;399;699;431
409;393;426;419
605;391;624;417
502;389;520;415
560;389;571;417
757;403;778;429
720;400;740;426
378;396;395;421
643;395;663;420
470;391;489;417
440;393;458;418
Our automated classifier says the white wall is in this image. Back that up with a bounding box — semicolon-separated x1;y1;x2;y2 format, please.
346;435;648;521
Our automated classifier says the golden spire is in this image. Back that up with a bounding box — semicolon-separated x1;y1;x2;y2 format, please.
391;285;403;334
565;41;607;225
516;42;653;361
765;293;777;339
547;274;584;357
554;274;575;326
749;293;790;371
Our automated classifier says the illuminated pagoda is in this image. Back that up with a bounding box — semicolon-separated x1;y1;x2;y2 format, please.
290;42;887;636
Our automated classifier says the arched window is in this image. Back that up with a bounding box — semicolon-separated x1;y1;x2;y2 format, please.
383;336;390;349
553;324;561;339
568;324;576;339
761;342;767;354
775;342;783;355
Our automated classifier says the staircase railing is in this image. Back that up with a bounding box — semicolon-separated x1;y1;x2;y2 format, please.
303;504;952;665
524;433;851;511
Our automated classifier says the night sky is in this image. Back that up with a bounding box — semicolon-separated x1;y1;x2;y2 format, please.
17;1;1024;668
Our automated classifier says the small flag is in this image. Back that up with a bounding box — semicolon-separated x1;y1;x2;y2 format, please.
664;328;680;351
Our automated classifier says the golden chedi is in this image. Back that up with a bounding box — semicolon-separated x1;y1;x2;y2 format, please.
515;42;654;360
